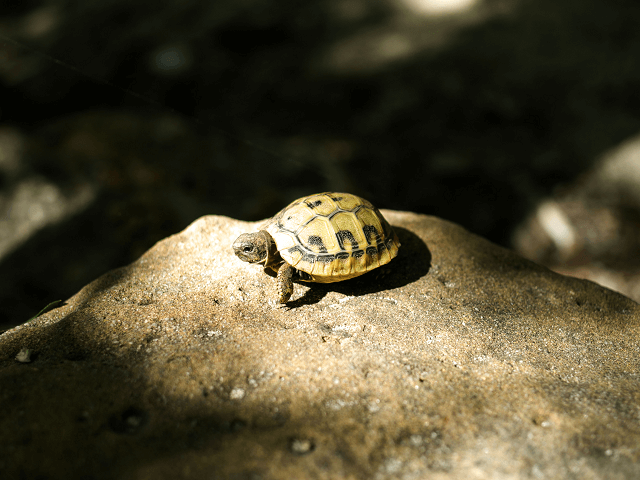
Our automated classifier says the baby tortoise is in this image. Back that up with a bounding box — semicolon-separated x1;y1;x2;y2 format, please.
233;192;400;303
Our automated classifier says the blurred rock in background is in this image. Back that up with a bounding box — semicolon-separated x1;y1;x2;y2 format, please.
2;0;640;329
513;134;640;302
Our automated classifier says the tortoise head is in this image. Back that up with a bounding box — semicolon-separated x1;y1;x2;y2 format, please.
233;230;275;264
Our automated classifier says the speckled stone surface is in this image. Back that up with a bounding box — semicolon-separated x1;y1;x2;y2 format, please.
1;211;639;479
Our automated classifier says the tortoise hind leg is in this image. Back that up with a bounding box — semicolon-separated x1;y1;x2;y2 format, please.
276;262;295;303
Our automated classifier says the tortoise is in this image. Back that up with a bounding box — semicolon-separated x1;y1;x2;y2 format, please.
232;192;400;303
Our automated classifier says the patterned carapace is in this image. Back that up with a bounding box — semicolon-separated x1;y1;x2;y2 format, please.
264;192;400;283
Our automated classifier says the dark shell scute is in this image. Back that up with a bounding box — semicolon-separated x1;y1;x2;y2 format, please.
336;230;358;249
288;245;304;256
307;235;328;253
362;225;380;245
302;253;317;264
317;254;335;264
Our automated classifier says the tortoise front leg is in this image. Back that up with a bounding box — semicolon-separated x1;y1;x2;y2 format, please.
276;262;295;303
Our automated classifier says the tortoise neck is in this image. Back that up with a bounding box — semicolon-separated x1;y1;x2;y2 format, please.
259;230;280;268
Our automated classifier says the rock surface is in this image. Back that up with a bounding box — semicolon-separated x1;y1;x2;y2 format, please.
1;211;639;479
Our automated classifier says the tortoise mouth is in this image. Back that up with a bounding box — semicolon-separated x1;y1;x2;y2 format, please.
233;247;264;264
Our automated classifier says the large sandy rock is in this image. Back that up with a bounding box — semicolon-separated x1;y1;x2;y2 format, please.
1;211;639;479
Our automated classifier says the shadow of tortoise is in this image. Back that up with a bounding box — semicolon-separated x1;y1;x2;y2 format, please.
284;226;430;307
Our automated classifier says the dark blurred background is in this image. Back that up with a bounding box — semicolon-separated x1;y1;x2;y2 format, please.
2;0;640;330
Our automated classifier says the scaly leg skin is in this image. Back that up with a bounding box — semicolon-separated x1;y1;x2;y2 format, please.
276;262;295;304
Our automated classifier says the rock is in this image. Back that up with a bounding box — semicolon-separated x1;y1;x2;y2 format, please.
0;211;639;479
512;133;640;303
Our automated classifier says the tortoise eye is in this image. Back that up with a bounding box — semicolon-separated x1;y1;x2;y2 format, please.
243;246;253;253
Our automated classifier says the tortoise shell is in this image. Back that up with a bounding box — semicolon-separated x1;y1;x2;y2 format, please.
263;192;400;283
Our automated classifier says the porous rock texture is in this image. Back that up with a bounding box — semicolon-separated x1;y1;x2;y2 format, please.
1;211;639;479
